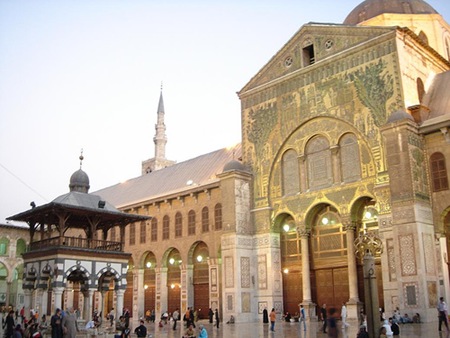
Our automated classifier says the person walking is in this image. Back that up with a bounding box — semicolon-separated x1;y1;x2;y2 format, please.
320;304;327;333
327;307;339;338
269;308;276;332
50;309;63;338
263;308;269;324
299;304;306;331
438;296;449;332
172;308;179;330
3;310;16;338
214;309;220;328
208;308;213;324
341;302;349;328
61;307;78;338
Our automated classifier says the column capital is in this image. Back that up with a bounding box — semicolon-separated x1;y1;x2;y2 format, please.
297;227;310;238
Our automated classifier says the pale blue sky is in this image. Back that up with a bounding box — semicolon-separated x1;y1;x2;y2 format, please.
1;0;449;222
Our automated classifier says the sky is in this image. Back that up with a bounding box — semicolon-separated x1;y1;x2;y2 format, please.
1;0;449;224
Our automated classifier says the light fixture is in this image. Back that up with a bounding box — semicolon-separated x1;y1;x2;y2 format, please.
364;211;372;219
171;283;175;289
196;255;203;263
283;268;289;274
283;224;290;232
146;262;152;268
169;258;175;265
321;217;329;225
144;285;148;290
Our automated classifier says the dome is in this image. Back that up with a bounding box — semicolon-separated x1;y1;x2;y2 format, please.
344;0;438;25
223;160;246;173
69;169;90;193
386;109;415;124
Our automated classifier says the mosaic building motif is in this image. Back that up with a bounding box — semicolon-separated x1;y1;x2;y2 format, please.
399;234;417;276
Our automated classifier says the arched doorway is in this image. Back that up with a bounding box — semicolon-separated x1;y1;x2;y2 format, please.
65;269;89;312
279;214;303;315
143;252;156;315
311;206;349;311
192;242;209;319
166;249;181;313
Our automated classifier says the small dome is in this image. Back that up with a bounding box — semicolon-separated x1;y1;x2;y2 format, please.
344;0;438;25
223;160;246;173
69;169;90;193
386;109;415;123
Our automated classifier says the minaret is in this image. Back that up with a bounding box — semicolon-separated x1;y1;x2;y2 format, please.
154;89;167;160
141;86;176;174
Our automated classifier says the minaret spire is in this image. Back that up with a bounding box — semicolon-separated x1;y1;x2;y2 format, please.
141;84;176;174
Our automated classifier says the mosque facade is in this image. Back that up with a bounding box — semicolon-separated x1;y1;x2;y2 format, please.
2;0;450;325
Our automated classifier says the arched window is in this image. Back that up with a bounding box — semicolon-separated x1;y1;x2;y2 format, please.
306;136;332;190
418;31;429;45
340;134;361;182
151;218;158;242
282;149;300;195
0;238;9;256
188;210;196;235
163;216;170;240
16;239;26;257
214;203;223;230
175;212;183;238
312;208;346;259
140;221;146;244
202;207;209;233
417;78;425;103
430;152;449;192
129;223;136;245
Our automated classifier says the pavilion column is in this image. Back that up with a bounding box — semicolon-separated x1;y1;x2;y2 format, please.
24;289;32;319
344;220;361;319
53;287;64;312
6;281;11;308
115;289;125;321
83;289;95;321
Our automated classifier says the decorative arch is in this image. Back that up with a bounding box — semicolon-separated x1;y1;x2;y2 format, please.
63;264;91;285
0;237;9;256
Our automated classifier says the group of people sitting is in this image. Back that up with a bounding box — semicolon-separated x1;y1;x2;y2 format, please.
182;323;208;338
391;307;420;324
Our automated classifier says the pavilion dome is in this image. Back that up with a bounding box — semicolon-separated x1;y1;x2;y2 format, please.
69;169;90;193
386;109;415;124
344;0;438;25
223;159;247;173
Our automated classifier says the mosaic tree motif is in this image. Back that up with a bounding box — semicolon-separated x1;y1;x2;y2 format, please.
246;103;278;157
348;60;394;126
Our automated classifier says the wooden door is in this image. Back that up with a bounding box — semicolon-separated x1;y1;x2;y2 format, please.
194;284;209;319
282;271;303;315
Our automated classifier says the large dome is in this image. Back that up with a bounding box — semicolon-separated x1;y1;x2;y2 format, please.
344;0;438;25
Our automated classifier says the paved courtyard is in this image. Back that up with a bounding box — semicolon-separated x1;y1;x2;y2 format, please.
126;319;447;338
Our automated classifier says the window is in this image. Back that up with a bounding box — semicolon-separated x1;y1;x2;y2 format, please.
163;216;170;240
282;149;300;195
202;207;209;233
306;136;332;190
303;44;315;65
140;221;146;244
214;203;223;230
151;218;158;242
175;212;183;238
418;31;429;45
188;210;196;235
129;223;136;245
16;239;26;256
340;134;361;183
430;152;449;191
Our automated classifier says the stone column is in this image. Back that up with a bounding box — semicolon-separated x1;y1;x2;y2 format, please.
298;227;315;319
115;289;125;321
330;145;341;184
439;235;450;301
24;289;32;318
208;258;220;312
6;281;12;308
298;155;307;193
155;267;168;321
180;264;193;313
53;287;64;312
83;289;95;321
344;221;361;320
136;268;145;320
